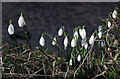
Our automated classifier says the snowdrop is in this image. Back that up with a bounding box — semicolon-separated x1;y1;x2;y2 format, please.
89;32;95;45
79;27;82;37
98;25;102;32
108;21;111;28
112;9;117;19
39;34;45;46
71;37;76;48
18;13;26;27
8;20;14;35
64;36;69;49
98;31;102;38
84;42;88;49
69;59;72;66
77;54;81;62
80;26;86;39
74;31;79;40
58;27;64;36
52;37;57;46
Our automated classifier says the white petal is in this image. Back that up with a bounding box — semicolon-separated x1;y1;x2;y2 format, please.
81;39;86;46
71;38;76;47
52;37;57;45
98;31;102;38
58;28;63;36
18;16;25;27
39;37;45;46
79;29;82;36
74;31;79;40
81;29;86;39
84;42;88;49
89;35;95;45
108;22;111;28
101;42;104;47
8;24;14;35
69;59;72;66
112;10;117;19
77;55;81;62
98;25;102;32
64;37;68;47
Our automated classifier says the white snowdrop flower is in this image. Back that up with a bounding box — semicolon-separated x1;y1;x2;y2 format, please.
52;37;57;46
89;33;95;45
98;25;102;32
101;41;104;47
98;31;102;38
79;27;82;37
71;38;76;48
112;9;117;19
108;21;111;28
58;27;64;36
81;39;86;46
80;26;86;39
84;42;88;49
74;31;79;40
18;13;26;27
8;20;14;35
77;54;81;62
39;35;45;46
69;59;72;66
64;36;69;49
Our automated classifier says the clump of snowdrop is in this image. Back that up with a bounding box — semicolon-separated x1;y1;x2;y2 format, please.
18;13;26;27
79;26;86;39
52;37;57;46
89;32;95;45
69;59;72;66
112;8;118;19
77;54;81;62
64;36;69;50
39;34;45;46
71;37;76;48
107;20;111;28
58;26;64;36
8;20;14;35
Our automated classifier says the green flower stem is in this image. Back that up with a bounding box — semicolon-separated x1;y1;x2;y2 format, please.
43;33;63;57
24;25;32;49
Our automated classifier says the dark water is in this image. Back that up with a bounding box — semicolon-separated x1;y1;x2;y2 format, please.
2;2;120;52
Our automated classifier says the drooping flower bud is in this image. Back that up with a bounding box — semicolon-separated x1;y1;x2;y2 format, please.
89;33;95;45
52;37;57;46
84;42;88;49
98;25;102;32
18;13;26;27
69;59;72;66
107;21;111;28
112;9;117;19
80;26;86;39
39;35;45;46
64;36;69;49
71;38;76;48
8;20;14;35
98;31;102;38
77;54;81;62
58;27;64;36
74;31;79;40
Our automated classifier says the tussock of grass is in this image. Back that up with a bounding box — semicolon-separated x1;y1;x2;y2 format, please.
1;9;120;79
